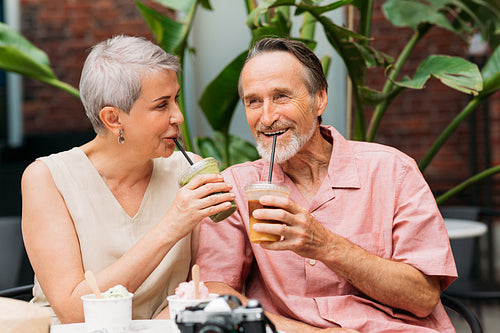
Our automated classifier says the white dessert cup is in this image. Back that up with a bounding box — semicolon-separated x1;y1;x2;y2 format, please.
81;293;133;333
167;293;218;321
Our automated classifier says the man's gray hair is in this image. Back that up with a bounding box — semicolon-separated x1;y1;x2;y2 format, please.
238;37;328;99
79;35;181;134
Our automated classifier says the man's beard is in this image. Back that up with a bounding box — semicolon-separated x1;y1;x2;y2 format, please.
256;116;317;164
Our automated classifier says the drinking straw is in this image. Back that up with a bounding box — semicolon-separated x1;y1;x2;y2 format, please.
268;134;277;183
174;138;194;165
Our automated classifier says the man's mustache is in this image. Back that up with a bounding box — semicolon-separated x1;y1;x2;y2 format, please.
255;120;294;133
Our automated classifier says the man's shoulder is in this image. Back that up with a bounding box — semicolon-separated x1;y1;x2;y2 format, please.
348;140;416;166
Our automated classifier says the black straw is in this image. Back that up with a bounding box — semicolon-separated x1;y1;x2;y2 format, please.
174;138;194;165
268;134;277;183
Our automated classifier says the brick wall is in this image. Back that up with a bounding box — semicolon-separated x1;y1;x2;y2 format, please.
20;0;170;134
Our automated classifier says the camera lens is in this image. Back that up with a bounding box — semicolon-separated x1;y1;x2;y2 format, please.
198;324;226;333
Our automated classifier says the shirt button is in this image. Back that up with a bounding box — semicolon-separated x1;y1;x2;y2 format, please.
309;259;316;266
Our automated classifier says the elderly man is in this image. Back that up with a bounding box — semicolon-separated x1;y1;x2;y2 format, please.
196;38;457;332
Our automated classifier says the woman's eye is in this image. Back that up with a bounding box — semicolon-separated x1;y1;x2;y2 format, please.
157;101;168;109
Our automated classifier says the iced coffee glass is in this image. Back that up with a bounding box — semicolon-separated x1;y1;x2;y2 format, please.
178;157;237;222
244;182;290;243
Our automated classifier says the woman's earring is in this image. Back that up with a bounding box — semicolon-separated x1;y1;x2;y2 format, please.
118;129;125;144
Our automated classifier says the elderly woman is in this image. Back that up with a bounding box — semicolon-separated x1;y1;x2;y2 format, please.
20;35;235;324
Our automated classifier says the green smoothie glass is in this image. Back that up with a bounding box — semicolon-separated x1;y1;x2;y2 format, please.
178;157;237;222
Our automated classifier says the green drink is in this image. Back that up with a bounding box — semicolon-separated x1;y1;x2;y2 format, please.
178;157;237;222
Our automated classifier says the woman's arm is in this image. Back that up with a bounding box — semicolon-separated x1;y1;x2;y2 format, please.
22;160;234;323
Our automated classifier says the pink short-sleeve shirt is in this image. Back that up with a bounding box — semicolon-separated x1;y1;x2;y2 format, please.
197;125;457;332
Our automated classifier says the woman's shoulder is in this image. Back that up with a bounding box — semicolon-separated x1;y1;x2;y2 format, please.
21;159;57;196
37;147;82;163
22;159;50;182
23;148;86;188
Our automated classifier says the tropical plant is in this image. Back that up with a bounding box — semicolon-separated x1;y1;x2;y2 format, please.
137;0;500;202
1;0;500;203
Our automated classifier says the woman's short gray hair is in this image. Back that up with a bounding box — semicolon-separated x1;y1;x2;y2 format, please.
79;35;181;134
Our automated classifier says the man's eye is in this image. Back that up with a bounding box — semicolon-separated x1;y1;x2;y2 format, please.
247;99;261;106
276;93;288;100
175;95;180;103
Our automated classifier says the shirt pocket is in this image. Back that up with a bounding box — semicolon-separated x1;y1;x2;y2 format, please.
345;232;389;258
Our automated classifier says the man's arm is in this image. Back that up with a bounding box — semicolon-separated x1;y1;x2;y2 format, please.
317;231;441;317
205;282;360;333
253;196;441;318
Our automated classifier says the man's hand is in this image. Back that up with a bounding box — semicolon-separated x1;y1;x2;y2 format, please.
250;194;328;259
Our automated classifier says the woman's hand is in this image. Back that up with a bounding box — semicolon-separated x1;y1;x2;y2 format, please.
166;173;235;239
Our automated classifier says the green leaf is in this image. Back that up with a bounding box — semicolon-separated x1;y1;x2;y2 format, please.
481;44;500;82
198;51;248;133
0;22;50;66
478;44;500;97
136;1;184;54
226;134;259;168
199;0;213;10
247;0;295;28
0;22;79;97
151;0;197;14
250;9;292;40
358;86;392;106
195;133;259;170
383;0;455;32
392;55;483;95
196;136;223;162
295;0;353;16
0;44;54;79
318;16;390;87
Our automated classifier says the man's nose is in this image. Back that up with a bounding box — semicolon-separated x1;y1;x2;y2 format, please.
260;100;279;126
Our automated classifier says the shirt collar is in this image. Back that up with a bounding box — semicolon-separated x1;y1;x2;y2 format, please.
323;125;361;189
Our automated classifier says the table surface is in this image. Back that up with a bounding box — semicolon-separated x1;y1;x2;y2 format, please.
50;319;178;333
444;218;488;239
50;319;280;333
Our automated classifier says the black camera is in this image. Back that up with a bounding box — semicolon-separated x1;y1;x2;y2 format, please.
175;295;277;333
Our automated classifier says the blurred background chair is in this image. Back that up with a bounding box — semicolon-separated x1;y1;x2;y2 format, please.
0;216;24;289
440;206;500;282
0;216;34;298
0;284;34;301
442;293;483;333
440;206;500;323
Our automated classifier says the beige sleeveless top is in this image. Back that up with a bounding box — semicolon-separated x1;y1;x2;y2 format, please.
32;148;194;322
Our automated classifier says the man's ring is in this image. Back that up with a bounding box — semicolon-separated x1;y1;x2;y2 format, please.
281;224;287;236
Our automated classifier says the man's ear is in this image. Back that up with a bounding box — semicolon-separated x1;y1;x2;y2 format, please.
99;106;123;136
314;89;328;117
